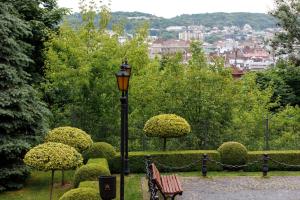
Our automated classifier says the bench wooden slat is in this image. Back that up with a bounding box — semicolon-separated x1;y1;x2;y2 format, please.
174;175;183;192
150;163;183;198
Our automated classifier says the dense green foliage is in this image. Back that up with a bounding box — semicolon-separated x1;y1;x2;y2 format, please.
24;142;83;171
83;142;116;161
44;7;149;142
109;150;222;173
4;0;67;82
217;142;248;166
0;2;51;192
45;127;93;152
73;159;110;187
270;0;300;64
257;61;300;107
144;114;191;138
59;188;99;200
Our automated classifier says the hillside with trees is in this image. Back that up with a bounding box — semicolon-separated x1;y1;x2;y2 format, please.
66;11;277;34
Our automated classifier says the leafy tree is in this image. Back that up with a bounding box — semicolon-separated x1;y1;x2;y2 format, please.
24;142;83;200
0;3;49;192
269;105;300;149
44;5;149;142
225;73;275;150
270;0;300;64
4;0;67;82
256;60;300;107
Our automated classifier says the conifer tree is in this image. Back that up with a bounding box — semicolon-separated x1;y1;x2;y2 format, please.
0;2;49;192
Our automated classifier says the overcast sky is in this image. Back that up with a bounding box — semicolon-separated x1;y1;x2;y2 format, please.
57;0;275;18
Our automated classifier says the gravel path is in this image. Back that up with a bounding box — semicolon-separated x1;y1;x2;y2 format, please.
176;176;300;200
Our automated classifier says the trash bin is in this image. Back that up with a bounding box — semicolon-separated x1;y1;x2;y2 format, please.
99;176;116;200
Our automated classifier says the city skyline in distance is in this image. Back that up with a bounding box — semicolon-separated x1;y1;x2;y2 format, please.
57;0;275;18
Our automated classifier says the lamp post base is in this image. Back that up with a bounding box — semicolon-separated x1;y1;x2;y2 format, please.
124;159;130;175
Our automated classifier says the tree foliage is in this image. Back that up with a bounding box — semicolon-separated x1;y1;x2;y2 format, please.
270;0;300;64
4;0;67;82
44;6;149;142
0;2;50;192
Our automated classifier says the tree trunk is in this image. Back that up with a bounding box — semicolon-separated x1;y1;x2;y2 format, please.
50;170;55;200
163;138;167;151
61;170;65;186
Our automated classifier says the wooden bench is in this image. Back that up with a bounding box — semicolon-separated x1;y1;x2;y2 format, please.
149;163;183;200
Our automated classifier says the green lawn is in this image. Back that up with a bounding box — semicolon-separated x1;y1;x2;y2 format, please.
0;170;143;200
2;170;300;200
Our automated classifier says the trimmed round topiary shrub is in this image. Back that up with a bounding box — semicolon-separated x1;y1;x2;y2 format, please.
144;114;191;150
144;114;191;138
217;141;248;166
74;164;110;187
45;126;93;152
24;142;83;200
24;142;83;171
59;188;98;200
83;142;116;161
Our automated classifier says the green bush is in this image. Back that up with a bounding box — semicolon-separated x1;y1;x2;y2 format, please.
83;142;116;161
87;158;109;167
24;142;83;171
143;114;191;138
45;126;93;152
109;150;221;173
74;163;110;187
79;181;98;190
246;150;300;171
217;142;248;166
59;188;98;200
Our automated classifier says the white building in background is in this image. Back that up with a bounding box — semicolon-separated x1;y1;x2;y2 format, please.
243;24;253;33
179;30;204;41
149;39;190;61
166;26;186;32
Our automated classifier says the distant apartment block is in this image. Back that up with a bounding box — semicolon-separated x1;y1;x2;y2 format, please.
179;30;204;41
149;39;190;61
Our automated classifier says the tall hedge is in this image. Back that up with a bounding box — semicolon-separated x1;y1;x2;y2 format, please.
109;150;221;173
246;151;300;171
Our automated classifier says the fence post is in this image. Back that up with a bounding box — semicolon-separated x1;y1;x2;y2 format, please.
262;154;269;177
202;154;208;177
145;155;152;190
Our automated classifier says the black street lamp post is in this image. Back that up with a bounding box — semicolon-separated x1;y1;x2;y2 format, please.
120;60;131;175
115;68;130;200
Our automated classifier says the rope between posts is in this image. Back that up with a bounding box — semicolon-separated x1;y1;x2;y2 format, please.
208;158;262;169
269;157;300;168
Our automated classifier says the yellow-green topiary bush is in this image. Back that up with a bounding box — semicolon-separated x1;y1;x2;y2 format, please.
59;188;98;200
45;126;93;152
24;142;83;171
74;163;110;187
217;141;248;166
83;142;116;161
144;114;191;138
144;114;191;150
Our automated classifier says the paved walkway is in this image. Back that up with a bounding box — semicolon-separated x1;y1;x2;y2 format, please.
142;176;300;200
